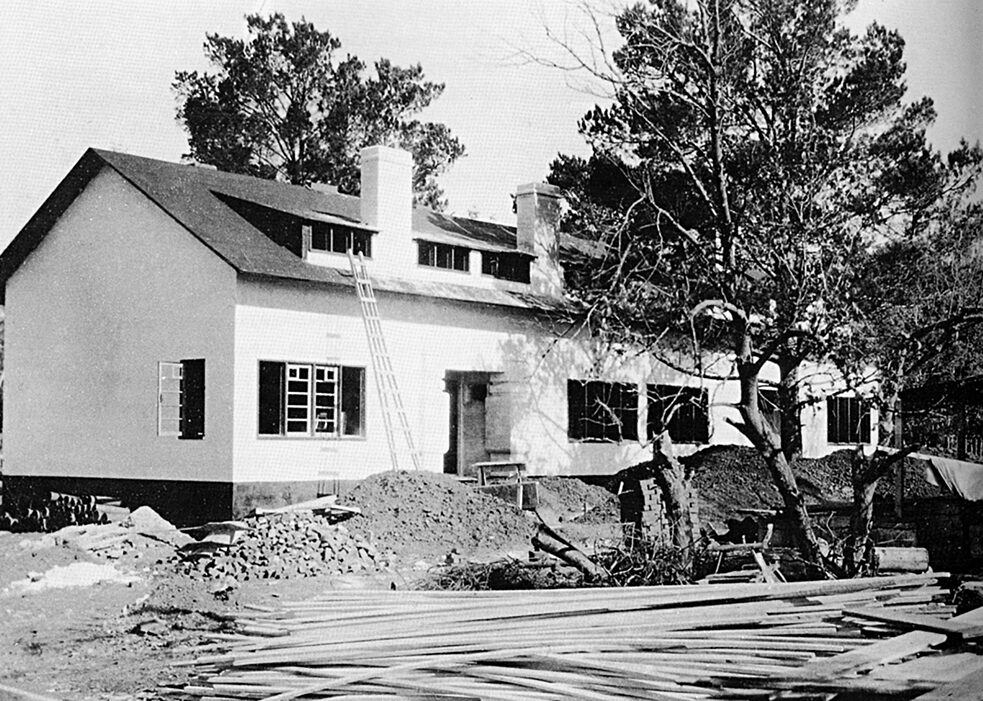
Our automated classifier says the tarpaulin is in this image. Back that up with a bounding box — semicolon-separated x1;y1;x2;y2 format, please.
923;455;983;501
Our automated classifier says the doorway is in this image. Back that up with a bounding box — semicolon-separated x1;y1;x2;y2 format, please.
444;371;491;477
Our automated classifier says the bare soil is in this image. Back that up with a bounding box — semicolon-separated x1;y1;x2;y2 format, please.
1;453;917;699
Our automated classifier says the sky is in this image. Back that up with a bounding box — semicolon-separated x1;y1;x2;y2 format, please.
0;0;981;248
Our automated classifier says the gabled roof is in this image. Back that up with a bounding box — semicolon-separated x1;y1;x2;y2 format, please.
0;149;580;311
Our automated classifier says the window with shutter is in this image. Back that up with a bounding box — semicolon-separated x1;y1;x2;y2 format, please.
180;359;205;439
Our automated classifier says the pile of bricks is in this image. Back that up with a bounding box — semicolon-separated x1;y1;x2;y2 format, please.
178;512;392;581
625;478;700;546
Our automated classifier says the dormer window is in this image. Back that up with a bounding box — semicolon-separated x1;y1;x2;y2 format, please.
308;223;372;258
418;241;470;271
481;252;531;283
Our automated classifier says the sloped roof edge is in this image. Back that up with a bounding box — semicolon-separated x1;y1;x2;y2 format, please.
0;148;579;314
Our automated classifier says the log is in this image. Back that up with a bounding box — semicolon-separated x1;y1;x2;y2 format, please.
875;546;930;573
531;522;608;582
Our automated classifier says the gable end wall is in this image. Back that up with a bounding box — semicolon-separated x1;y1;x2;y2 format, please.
4;167;236;484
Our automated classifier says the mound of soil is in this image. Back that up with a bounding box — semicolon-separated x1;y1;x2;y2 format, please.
341;471;536;564
535;477;620;524
686;446;944;523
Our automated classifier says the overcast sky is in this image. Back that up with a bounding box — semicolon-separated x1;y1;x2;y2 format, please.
0;1;980;248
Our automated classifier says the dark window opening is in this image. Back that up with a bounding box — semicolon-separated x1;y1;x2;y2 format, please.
481;252;531;283
647;384;709;444
568;379;638;442
258;361;365;438
309;223;372;257
827;396;871;444
418;241;470;271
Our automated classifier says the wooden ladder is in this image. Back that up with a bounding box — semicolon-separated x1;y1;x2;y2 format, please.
348;251;422;471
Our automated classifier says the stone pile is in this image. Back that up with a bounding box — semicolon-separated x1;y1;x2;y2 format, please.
178;512;391;581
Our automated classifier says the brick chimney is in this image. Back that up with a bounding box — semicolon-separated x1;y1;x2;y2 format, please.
515;183;563;296
360;145;413;269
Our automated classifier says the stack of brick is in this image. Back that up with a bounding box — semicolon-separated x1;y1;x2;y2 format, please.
623;478;700;546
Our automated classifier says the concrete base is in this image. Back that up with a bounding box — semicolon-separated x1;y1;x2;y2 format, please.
2;475;232;527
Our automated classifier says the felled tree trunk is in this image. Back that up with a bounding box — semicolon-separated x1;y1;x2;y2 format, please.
650;432;696;568
532;521;609;582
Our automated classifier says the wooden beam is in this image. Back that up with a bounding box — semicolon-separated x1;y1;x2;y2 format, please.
912;666;983;700
842;607;983;640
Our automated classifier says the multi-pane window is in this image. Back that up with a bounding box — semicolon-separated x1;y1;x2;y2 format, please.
259;361;365;438
647;385;709;444
418;241;470;271
158;362;183;436
827;396;871;444
568;380;638;442
481;252;531;283
286;364;312;435
309;224;372;257
157;359;205;439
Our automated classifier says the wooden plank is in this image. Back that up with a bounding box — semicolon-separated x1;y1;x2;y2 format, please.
912;665;983;700
871;653;983;683
841;607;977;638
804;603;983;678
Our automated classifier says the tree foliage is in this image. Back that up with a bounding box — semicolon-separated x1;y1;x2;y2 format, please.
550;0;982;571
174;13;465;209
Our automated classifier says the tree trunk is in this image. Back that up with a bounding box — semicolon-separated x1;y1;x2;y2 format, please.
734;331;826;573
845;387;911;576
778;355;802;464
845;449;878;576
650;432;696;568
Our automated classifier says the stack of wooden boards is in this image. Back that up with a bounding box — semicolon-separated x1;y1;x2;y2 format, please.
169;573;983;700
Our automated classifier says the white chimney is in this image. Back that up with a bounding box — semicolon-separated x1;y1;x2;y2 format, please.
515;182;563;296
360;145;413;270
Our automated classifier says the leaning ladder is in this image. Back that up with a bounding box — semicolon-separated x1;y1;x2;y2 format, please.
348;251;422;471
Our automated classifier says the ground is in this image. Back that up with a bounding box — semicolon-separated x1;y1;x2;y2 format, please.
0;449;952;699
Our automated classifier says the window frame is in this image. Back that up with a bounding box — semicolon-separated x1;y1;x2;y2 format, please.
827;395;871;445
258;361;366;439
417;241;471;272
157;359;205;440
646;384;710;445
158;361;183;437
308;223;373;258
567;379;639;443
481;251;531;283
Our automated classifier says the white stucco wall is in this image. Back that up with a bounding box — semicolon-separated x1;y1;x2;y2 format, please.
231;278;802;484
4;167;237;482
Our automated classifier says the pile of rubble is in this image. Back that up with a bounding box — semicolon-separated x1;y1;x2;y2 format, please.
177;512;392;581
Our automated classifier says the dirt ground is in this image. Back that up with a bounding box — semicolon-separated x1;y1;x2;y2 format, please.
0;471;614;699
0;451;941;699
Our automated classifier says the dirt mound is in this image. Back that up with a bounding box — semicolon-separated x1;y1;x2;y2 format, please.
686;446;942;523
341;471;535;563
684;446;782;523
536;477;620;524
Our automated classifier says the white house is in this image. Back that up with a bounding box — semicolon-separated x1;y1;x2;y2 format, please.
0;146;873;523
